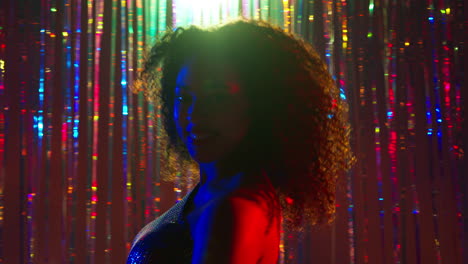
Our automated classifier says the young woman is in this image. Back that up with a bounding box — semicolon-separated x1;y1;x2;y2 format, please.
127;19;355;264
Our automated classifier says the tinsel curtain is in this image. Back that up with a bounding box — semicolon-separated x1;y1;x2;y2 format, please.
1;0;466;263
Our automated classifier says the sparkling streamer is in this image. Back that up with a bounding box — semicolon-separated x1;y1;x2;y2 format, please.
282;0;290;32
18;4;30;263
60;0;75;262
337;1;356;262
0;8;4;242
438;2;460;263
373;81;385;263
367;0;386;263
427;1;443;263
45;0;58;262
71;0;82;258
450;1;465;260
322;0;334;76
383;1;402;262
260;0;269;21
121;0;131;252
406;45;422;264
85;0;102;261
104;0;119;260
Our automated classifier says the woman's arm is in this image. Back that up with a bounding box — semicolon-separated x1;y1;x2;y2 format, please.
191;195;269;264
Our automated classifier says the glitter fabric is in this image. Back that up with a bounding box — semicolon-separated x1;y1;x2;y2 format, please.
127;183;200;263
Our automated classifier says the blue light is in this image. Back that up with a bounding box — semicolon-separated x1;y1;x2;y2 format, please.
428;16;434;22
121;80;127;86
327;114;334;119
437;119;442;123
123;105;128;115
340;88;347;100
379;198;384;201
38;117;44;139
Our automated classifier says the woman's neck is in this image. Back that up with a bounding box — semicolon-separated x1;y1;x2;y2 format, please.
198;160;272;193
198;161;244;187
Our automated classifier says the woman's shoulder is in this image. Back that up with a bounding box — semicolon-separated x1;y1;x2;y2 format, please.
232;171;279;207
203;173;280;232
231;178;277;205
127;218;192;264
189;175;281;263
131;196;185;246
127;188;197;263
197;172;278;213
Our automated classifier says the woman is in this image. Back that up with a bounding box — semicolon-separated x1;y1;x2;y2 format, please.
127;19;355;264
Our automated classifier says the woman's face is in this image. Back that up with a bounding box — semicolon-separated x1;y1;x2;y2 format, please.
174;59;250;164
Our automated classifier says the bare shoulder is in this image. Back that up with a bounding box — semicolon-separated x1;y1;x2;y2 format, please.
203;184;275;228
191;177;280;263
202;173;279;218
192;197;272;263
214;189;272;223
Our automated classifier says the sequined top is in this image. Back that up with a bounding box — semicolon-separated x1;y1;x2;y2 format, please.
127;184;201;264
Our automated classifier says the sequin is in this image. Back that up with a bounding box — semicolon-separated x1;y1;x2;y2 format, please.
127;184;200;263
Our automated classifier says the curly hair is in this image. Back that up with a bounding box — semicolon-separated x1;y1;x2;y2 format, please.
132;18;356;232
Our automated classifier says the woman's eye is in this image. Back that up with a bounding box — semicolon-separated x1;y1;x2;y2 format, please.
176;95;191;103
